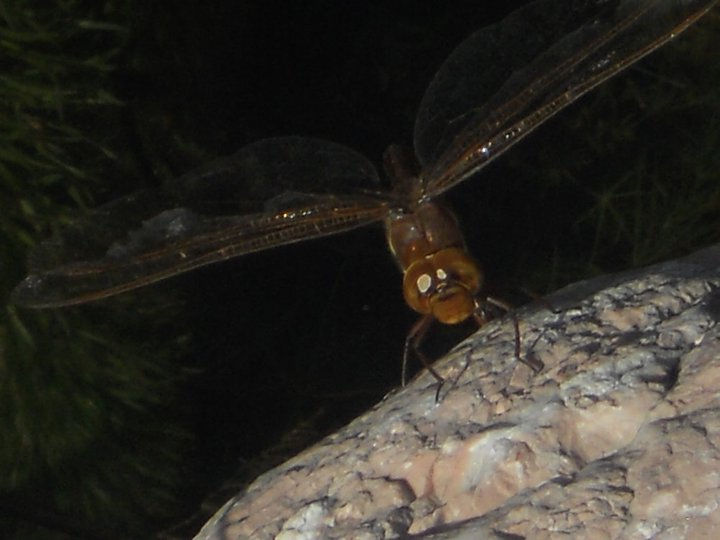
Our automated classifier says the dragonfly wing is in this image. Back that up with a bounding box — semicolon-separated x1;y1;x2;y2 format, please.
14;137;388;307
414;0;717;195
168;136;383;212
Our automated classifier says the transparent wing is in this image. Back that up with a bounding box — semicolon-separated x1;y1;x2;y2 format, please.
13;137;389;308
415;0;717;196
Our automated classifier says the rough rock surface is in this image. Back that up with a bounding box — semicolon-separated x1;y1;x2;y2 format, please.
194;244;720;540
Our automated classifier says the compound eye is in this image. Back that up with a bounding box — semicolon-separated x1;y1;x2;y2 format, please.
402;259;435;315
432;248;483;294
429;287;475;324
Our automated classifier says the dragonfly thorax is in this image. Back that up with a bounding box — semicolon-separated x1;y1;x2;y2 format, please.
386;200;483;324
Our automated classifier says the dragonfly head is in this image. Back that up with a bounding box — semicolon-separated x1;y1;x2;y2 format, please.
402;247;483;325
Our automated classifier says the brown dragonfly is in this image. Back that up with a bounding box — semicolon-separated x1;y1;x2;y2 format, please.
12;0;717;381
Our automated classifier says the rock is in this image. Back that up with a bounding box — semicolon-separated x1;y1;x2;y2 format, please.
194;244;720;540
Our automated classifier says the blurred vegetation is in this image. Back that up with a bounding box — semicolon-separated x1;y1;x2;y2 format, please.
0;1;718;539
513;9;720;291
0;1;191;539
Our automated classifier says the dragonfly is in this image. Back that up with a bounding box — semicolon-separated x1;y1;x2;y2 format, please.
12;0;717;382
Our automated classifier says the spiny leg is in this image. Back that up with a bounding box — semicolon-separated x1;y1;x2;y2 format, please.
482;296;543;374
404;314;445;390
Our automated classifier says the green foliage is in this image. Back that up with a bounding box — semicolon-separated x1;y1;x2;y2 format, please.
580;21;720;270
0;1;190;538
511;12;720;293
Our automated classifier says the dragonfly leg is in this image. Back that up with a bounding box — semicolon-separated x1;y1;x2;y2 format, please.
403;314;445;390
481;296;543;374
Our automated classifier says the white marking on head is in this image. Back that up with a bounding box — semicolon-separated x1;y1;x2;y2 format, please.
416;273;432;294
436;268;448;281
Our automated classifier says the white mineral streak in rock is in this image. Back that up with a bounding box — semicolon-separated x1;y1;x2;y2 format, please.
195;245;720;540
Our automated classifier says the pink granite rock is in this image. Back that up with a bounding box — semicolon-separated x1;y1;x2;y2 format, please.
195;245;720;540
